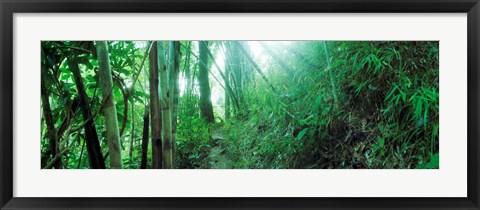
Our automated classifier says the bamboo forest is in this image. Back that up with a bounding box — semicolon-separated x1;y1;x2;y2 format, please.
40;41;439;169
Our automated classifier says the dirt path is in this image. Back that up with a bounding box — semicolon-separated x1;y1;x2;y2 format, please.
208;128;234;169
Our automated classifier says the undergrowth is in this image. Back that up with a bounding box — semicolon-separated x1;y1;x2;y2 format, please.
175;41;439;169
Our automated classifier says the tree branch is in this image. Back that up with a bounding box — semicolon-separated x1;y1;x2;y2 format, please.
42;146;71;169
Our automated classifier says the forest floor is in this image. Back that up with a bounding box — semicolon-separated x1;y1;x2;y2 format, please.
208;128;234;169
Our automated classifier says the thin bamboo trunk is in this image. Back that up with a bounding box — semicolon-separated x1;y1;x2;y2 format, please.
140;107;150;169
41;62;62;169
202;42;240;112
77;137;85;169
149;42;163;169
198;41;215;123
159;41;173;169
223;42;242;115
96;41;122;169
171;41;181;164
129;101;135;160
67;59;106;169
224;47;231;120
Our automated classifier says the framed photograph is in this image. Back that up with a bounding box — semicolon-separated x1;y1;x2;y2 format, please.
1;0;479;209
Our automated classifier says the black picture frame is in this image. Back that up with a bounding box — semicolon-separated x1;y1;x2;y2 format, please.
1;0;479;209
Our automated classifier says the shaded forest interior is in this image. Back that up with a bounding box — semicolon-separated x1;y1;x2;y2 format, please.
41;41;439;169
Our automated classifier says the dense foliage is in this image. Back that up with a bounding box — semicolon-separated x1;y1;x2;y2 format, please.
41;41;439;169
